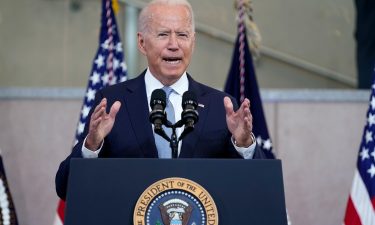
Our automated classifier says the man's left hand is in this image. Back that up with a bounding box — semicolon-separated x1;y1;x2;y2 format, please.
224;96;254;147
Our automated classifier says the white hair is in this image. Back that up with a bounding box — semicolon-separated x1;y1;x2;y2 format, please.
138;0;195;34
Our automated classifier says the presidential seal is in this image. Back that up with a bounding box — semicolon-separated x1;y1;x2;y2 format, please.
133;177;218;225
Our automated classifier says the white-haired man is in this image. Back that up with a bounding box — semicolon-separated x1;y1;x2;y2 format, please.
56;0;264;200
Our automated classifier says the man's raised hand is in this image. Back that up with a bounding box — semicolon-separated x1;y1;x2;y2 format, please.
85;98;121;151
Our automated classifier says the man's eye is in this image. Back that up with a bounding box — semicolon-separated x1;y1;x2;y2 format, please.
178;33;189;38
158;33;168;37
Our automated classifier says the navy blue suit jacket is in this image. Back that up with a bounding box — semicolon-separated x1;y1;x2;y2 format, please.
56;72;265;199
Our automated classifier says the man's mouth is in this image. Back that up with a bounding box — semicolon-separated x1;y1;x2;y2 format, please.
163;57;182;64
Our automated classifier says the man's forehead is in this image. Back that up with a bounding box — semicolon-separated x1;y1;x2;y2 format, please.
148;4;191;21
151;17;191;27
150;11;191;23
147;15;192;32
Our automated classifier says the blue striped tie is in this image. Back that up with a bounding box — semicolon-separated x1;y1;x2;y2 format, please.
155;86;175;158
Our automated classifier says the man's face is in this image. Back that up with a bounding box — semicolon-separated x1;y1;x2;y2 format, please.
138;4;195;85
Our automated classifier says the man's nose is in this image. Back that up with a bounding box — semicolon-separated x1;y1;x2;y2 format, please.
167;34;179;50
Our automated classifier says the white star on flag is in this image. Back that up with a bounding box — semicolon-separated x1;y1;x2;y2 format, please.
77;122;85;135
113;58;120;70
90;71;101;85
371;96;375;110
120;62;127;72
101;39;110;50
360;147;370;161
86;88;96;102
367;164;375;178
120;76;127;82
116;42;123;52
371;150;375;161
365;130;373;143
368;113;375;126
263;139;272;151
95;54;105;68
81;105;91;119
102;73;110;85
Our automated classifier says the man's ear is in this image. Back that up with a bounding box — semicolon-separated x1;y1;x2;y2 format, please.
137;32;146;55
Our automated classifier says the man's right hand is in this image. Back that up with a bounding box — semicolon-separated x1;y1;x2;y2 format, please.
85;98;121;151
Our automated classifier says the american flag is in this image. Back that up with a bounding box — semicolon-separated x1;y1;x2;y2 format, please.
343;67;375;225
0;150;18;225
53;0;127;224
224;2;291;224
224;2;275;159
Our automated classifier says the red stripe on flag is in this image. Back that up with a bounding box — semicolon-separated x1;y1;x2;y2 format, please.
57;200;65;222
372;197;375;210
344;197;362;225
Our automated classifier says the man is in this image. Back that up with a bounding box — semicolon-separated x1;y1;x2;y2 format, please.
56;0;264;200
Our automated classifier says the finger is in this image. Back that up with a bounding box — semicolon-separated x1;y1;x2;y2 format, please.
109;101;121;119
243;106;251;117
90;116;102;130
93;98;107;114
244;116;252;131
92;105;106;121
248;111;253;124
244;113;253;132
91;99;107;119
240;98;250;111
237;99;251;118
223;97;234;116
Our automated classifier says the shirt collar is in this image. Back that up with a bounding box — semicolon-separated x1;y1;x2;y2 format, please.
145;68;189;98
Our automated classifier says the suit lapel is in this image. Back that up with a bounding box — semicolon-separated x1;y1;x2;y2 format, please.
179;75;210;158
125;73;158;158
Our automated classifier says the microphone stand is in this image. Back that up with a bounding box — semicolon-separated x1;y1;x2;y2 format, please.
157;120;193;159
164;121;181;159
169;124;179;159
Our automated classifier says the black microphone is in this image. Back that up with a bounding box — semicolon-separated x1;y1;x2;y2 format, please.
178;91;199;141
181;91;199;127
149;89;167;130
